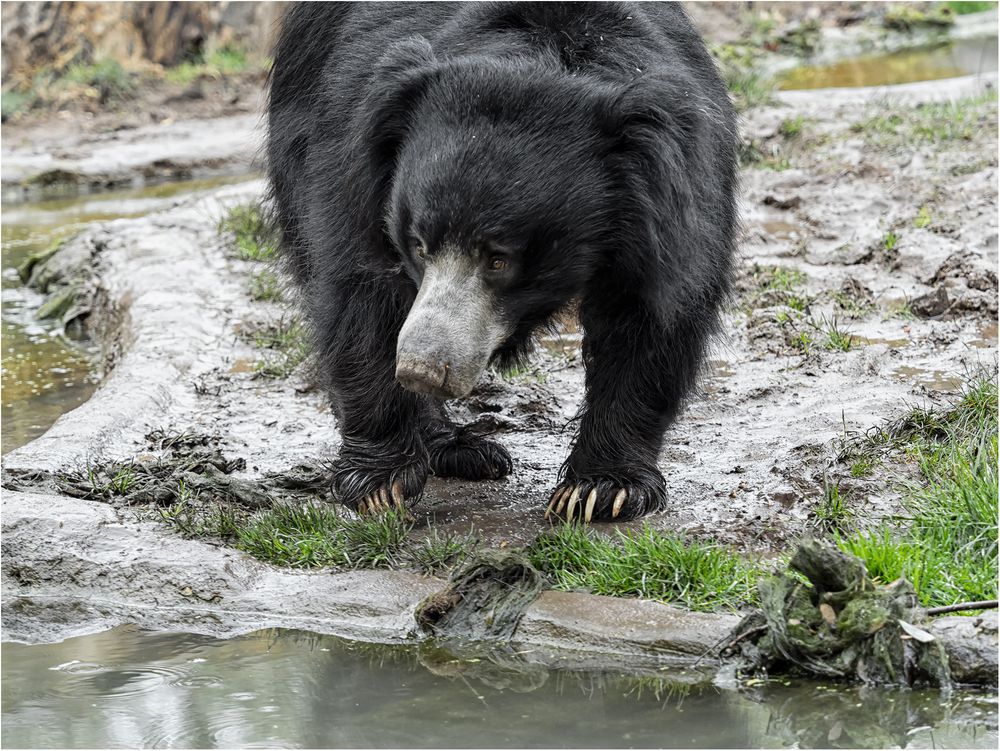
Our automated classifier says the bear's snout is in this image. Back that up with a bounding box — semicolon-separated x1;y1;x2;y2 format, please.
395;249;510;400
395;353;457;398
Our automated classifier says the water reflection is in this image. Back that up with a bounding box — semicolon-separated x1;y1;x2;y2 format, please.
2;627;996;749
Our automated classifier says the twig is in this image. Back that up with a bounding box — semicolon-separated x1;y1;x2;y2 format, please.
926;600;998;616
719;625;768;656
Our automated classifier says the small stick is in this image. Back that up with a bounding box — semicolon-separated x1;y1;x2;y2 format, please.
693;624;767;667
715;625;768;658
926;600;998;616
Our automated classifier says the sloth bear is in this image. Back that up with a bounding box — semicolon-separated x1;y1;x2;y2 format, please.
266;2;738;522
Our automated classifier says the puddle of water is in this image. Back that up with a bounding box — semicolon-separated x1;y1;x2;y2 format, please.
1;174;254;455
760;221;804;241
1;626;995;749
970;320;998;348
892;365;965;391
780;36;999;89
856;336;911;348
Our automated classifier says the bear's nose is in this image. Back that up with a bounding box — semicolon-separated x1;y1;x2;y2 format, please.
395;353;453;397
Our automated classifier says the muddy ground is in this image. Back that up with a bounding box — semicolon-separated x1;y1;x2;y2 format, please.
3;75;997;557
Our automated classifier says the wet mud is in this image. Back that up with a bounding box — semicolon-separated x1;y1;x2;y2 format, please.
1;114;261;202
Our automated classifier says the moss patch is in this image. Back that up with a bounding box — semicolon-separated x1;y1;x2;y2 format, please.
733;540;952;687
241;316;310;378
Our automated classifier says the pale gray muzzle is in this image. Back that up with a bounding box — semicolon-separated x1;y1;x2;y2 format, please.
396;250;509;399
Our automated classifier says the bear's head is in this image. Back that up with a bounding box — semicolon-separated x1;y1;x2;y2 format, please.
356;37;708;399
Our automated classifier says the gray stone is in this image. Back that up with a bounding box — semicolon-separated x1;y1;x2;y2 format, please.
514;590;741;666
2;489;441;645
929;612;999;686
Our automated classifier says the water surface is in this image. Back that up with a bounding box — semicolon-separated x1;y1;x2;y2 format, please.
780;36;998;89
2;627;996;749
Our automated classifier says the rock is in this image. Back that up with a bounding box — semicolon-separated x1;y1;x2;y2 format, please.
763;194;802;210
1;489;442;644
839;276;874;306
514;589;740;663
165;82;206;104
15;239;63;283
911;287;951;318
35;284;79;321
928;612;999;686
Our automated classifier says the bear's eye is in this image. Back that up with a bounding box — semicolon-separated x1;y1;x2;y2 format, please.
488;257;507;272
409;236;427;259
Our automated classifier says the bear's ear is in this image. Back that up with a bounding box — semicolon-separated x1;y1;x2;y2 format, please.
596;75;695;184
363;37;439;164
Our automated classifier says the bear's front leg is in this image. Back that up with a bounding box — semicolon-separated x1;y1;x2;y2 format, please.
319;274;434;515
545;296;710;523
331;432;429;515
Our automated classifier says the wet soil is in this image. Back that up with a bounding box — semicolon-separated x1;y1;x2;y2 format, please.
0;113;260;202
0;175;254;453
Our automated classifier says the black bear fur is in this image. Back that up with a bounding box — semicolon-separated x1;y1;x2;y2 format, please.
266;1;738;521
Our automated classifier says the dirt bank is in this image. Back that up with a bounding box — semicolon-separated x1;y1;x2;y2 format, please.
1;112;261;202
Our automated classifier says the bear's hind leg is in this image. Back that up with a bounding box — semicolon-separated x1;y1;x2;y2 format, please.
423;410;512;481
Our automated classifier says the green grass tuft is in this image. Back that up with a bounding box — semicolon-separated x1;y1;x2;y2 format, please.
778;116;805;139
246;317;311;378
236;504;412;569
837;371;999;607
410;528;479;574
723;67;776;112
219;203;279;262
853;92;998;149
1;90;34;120
63;58;136;103
882;4;956;31
528;523;759;612
882;230;900;252
818;317;856;352
159;488;245;539
941;1;997;14
850;457;875;478
249;269;283;302
165;46;256;85
816;480;852;532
